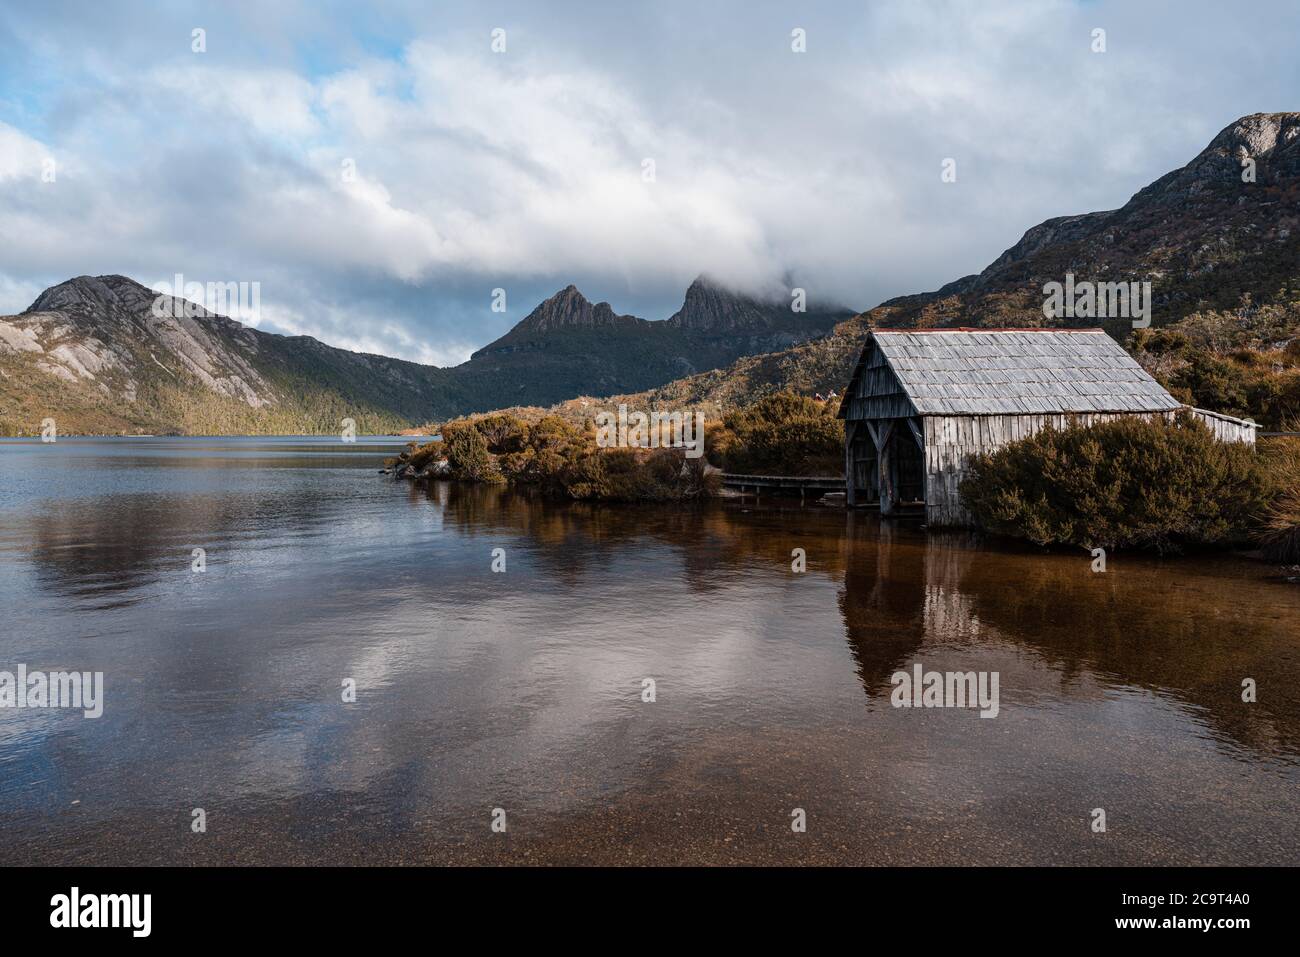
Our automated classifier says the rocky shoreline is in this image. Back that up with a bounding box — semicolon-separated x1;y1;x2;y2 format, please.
379;454;451;480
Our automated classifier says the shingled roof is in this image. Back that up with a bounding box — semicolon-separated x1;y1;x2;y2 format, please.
838;328;1180;417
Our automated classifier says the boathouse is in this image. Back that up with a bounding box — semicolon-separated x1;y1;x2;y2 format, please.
837;328;1257;525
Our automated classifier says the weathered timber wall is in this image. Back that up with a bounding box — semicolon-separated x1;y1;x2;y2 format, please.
922;408;1256;526
925;413;1146;527
1188;407;1257;445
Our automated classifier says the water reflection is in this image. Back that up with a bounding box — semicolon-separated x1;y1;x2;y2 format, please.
6;454;1298;761
430;483;1300;763
0;438;1296;864
0;436;407;607
836;519;1300;762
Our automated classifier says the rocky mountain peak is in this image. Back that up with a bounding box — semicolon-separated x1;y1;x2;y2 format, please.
27;275;122;316
1207;111;1300;162
26;274;178;321
1131;111;1300;206
667;275;786;333
957;112;1300;294
513;285;641;333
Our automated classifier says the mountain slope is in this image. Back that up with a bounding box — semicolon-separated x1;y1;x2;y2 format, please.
623;112;1300;422
885;111;1300;338
0;274;848;435
460;277;850;408
0;274;457;435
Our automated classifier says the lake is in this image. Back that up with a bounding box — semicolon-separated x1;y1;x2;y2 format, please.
0;436;1296;865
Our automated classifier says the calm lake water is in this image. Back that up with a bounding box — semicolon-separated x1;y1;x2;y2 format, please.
0;436;1297;865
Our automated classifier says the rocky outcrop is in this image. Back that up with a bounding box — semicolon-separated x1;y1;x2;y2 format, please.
666;276;782;332
2;275;273;408
666;274;854;335
507;285;647;335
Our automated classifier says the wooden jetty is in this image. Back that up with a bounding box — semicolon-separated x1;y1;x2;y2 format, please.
721;473;845;502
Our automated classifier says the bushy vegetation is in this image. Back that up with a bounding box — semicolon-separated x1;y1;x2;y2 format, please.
440;421;505;483
1259;435;1300;563
959;412;1275;553
706;391;844;475
1130;327;1300;430
390;412;719;501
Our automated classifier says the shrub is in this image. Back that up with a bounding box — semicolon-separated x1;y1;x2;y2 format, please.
472;412;529;453
395;411;718;501
400;441;443;472
557;441;718;502
1261;493;1300;563
713;391;843;475
441;422;504;483
1260;436;1300;562
959;412;1273;553
1131;327;1300;429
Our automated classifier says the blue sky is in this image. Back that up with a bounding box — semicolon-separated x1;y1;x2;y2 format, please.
1;0;1297;364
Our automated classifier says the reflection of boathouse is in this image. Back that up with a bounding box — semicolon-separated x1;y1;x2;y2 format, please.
837;329;1257;525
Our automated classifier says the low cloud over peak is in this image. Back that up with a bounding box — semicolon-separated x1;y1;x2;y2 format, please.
2;0;1297;361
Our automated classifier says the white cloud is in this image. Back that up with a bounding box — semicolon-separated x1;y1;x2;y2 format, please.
1;0;1297;360
256;300;477;367
0;273;45;315
0;121;52;183
148;65;322;139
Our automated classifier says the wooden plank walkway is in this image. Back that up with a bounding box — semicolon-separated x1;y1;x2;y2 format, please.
721;473;845;501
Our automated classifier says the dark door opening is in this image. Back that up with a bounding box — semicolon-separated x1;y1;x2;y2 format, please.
891;428;924;504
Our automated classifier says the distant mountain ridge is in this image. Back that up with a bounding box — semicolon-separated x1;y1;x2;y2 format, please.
619;112;1300;419
489;284;644;337
9;111;1293;435
667;276;812;332
0;272;849;435
476;276;843;352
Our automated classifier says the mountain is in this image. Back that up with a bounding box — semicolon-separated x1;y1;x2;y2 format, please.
666;276;837;335
11;112;1294;436
883;111;1300;337
0;274;459;435
623;112;1300;424
497;284;645;334
463;277;850;408
0;273;848;435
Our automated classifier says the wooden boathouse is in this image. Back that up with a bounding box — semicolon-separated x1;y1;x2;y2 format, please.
837;328;1257;525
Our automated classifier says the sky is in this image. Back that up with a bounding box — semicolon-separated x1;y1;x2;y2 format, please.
1;0;1297;366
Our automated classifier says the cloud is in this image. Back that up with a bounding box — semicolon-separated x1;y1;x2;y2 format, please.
256;299;478;367
1;0;1298;363
0;121;51;182
148;65;322;140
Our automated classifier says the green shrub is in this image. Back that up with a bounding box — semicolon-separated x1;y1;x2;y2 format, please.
472;412;530;453
395;411;718;501
441;423;504;483
959;412;1273;553
1132;327;1300;429
713;391;843;475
